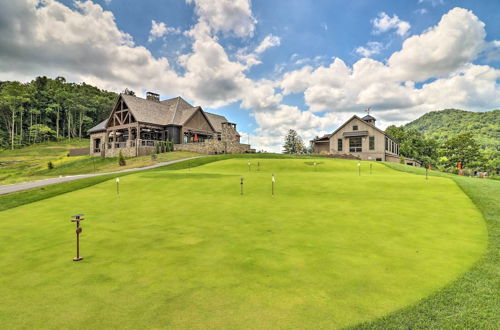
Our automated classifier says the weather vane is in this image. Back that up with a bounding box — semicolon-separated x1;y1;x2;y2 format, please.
365;107;371;115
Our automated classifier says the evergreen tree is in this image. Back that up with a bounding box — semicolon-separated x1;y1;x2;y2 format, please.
283;129;305;154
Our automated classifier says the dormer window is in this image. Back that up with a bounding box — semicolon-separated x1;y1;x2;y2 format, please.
353;125;358;131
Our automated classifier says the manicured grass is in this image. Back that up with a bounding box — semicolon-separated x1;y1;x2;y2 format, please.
0;140;200;184
0;157;487;329
352;163;499;329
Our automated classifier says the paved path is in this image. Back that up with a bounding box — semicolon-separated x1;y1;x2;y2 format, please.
0;156;205;196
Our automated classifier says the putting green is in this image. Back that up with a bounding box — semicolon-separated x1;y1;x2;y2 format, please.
0;158;487;329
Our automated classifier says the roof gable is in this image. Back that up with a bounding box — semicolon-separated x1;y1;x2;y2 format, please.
330;115;387;137
182;107;216;132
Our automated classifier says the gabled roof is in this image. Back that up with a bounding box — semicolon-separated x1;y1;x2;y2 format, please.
181;106;217;132
362;114;376;121
204;112;229;132
88;94;236;134
311;133;332;142
329;115;388;138
119;94;177;126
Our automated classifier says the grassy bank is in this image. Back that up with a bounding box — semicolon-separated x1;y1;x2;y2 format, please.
352;162;499;329
0;140;199;185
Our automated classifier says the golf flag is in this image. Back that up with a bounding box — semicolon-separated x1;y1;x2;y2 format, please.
116;177;120;183
272;175;275;183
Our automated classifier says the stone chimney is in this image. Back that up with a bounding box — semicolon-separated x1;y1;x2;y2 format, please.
146;91;160;102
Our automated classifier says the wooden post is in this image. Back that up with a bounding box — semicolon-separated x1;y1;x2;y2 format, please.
240;177;244;195
71;214;85;261
370;163;372;175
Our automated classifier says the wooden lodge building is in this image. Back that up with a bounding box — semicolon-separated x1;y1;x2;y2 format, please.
88;92;253;157
311;114;421;166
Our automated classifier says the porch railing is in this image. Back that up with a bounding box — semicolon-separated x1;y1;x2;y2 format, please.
141;140;156;147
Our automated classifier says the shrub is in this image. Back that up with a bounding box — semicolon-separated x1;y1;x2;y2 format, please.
400;155;405;164
118;151;126;166
151;150;157;160
47;161;54;170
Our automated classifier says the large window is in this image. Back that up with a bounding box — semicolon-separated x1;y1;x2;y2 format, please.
337;138;343;151
369;136;375;150
349;137;362;152
353;125;358;131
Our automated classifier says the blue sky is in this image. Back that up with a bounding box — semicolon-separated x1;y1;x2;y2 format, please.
0;0;499;151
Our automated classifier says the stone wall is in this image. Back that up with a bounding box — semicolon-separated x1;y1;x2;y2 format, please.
174;139;252;154
69;147;90;157
105;146;137;158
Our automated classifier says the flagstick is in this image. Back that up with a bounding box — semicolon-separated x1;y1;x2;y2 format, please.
272;173;275;197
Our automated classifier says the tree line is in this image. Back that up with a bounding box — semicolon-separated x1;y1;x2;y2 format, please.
0;76;117;150
385;126;498;172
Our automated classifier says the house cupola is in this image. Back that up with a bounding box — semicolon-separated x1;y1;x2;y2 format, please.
146;91;160;102
362;114;376;125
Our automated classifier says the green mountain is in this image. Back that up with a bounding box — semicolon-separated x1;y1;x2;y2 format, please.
404;109;500;153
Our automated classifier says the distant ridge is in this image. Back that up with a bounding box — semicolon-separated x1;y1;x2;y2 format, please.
404;109;500;153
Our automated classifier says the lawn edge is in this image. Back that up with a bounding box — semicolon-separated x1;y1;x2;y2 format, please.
349;163;499;329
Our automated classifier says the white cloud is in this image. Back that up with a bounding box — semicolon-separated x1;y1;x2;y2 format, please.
280;7;499;125
148;20;180;42
254;34;280;54
355;41;383;57
186;0;257;38
372;12;411;36
388;7;486;81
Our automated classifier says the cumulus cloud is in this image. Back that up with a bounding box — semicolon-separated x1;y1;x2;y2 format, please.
186;0;257;38
148;20;180;42
372;12;410;36
388;7;486;81
280;7;499;125
355;41;383;57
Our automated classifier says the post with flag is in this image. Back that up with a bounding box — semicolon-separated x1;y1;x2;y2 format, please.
314;161;317;172
116;177;120;195
258;161;260;171
358;160;361;176
248;161;251;172
370;163;372;175
71;214;85;261
426;164;429;180
272;173;275;197
240;177;244;195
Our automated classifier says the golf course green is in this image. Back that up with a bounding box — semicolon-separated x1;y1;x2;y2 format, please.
0;158;487;329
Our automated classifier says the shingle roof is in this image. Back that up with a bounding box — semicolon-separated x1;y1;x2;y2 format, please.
88;94;235;134
205;112;229;132
362;114;376;121
88;119;108;133
121;94;177;125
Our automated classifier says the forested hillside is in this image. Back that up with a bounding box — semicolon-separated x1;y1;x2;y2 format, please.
404;109;500;154
0;76;117;150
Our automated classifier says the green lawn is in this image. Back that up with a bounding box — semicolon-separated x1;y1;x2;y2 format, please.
0;157;489;329
0;140;200;184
